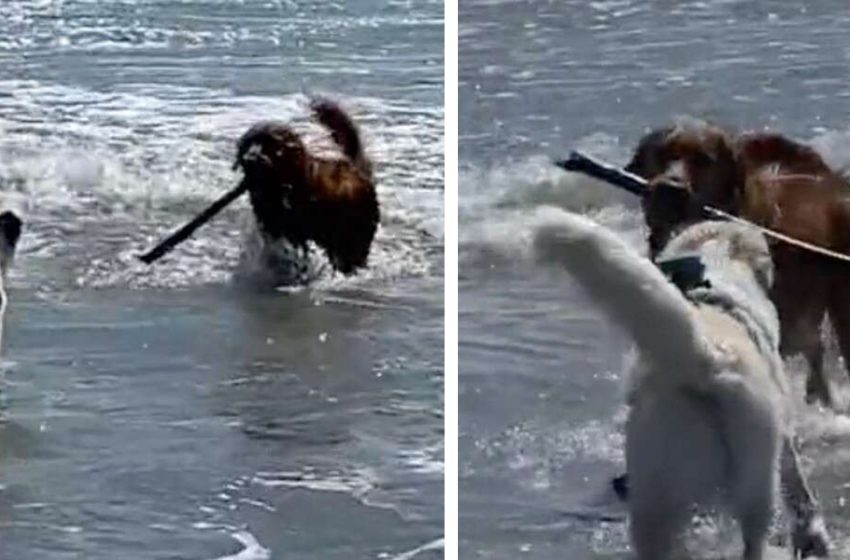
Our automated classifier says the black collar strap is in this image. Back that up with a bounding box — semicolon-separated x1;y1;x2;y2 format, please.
657;255;712;294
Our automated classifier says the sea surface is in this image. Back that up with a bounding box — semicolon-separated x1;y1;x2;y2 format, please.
0;1;444;559
460;1;850;558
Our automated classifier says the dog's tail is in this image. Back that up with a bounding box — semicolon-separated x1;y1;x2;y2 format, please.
533;208;709;376
310;97;372;178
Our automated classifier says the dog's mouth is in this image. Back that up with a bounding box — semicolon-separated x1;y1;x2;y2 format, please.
235;142;274;172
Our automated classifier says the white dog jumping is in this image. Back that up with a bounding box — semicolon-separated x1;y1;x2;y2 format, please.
533;208;827;559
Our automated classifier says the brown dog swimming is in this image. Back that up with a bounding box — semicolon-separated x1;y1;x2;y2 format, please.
234;98;379;276
626;121;850;407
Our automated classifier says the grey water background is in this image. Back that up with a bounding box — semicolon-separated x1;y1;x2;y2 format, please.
460;1;850;558
0;2;443;559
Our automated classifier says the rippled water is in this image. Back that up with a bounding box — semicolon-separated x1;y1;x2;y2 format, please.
0;1;443;559
460;1;850;558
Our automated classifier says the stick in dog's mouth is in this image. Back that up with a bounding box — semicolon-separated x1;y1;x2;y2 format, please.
138;180;248;265
555;151;651;196
555;150;850;264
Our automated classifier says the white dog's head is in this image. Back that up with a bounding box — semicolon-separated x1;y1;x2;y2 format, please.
657;220;779;357
659;220;773;293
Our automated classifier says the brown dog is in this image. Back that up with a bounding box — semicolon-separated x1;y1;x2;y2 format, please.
626;121;850;407
233;98;379;275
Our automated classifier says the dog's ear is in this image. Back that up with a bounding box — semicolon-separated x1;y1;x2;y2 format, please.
643;181;705;259
707;129;744;213
624;127;674;176
670;125;743;216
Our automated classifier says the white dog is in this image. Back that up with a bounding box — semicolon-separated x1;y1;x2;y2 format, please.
533;208;827;559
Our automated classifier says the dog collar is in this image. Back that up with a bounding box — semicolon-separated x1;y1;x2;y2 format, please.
657;255;711;294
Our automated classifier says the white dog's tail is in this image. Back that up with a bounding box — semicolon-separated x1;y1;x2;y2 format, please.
533;208;708;376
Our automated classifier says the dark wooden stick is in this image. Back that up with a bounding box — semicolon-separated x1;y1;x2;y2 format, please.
138;180;248;265
555;151;650;196
555;150;850;264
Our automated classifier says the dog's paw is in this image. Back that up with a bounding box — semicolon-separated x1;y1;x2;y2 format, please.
804;375;835;410
792;516;830;558
611;473;629;501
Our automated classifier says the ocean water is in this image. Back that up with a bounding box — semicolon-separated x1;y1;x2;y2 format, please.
0;1;443;559
459;1;850;558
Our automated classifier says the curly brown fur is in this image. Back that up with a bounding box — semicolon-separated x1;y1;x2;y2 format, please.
234;97;379;275
627;121;850;408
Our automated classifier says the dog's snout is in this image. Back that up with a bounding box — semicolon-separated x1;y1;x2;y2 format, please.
661;160;688;185
242;143;263;162
237;143;273;172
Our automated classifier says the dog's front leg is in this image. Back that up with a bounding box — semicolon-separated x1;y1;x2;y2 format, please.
781;435;829;558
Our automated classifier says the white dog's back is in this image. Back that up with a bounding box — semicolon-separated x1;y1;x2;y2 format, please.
534;209;785;560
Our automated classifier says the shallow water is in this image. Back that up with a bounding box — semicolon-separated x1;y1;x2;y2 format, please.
0;1;443;559
460;1;850;558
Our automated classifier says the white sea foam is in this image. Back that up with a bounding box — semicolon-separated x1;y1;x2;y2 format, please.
211;531;271;560
383;538;444;560
0;79;441;291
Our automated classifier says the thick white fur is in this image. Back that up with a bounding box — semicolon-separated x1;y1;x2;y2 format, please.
533;208;789;560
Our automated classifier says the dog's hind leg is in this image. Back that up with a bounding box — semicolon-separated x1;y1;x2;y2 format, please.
827;283;850;407
780;436;830;557
627;442;683;559
629;504;683;560
626;396;717;560
803;343;831;408
772;260;832;407
611;473;629;500
614;439;828;556
733;473;774;560
712;375;780;560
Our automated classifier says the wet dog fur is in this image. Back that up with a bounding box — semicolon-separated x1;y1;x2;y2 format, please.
533;207;828;559
626;122;850;408
233;98;379;276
